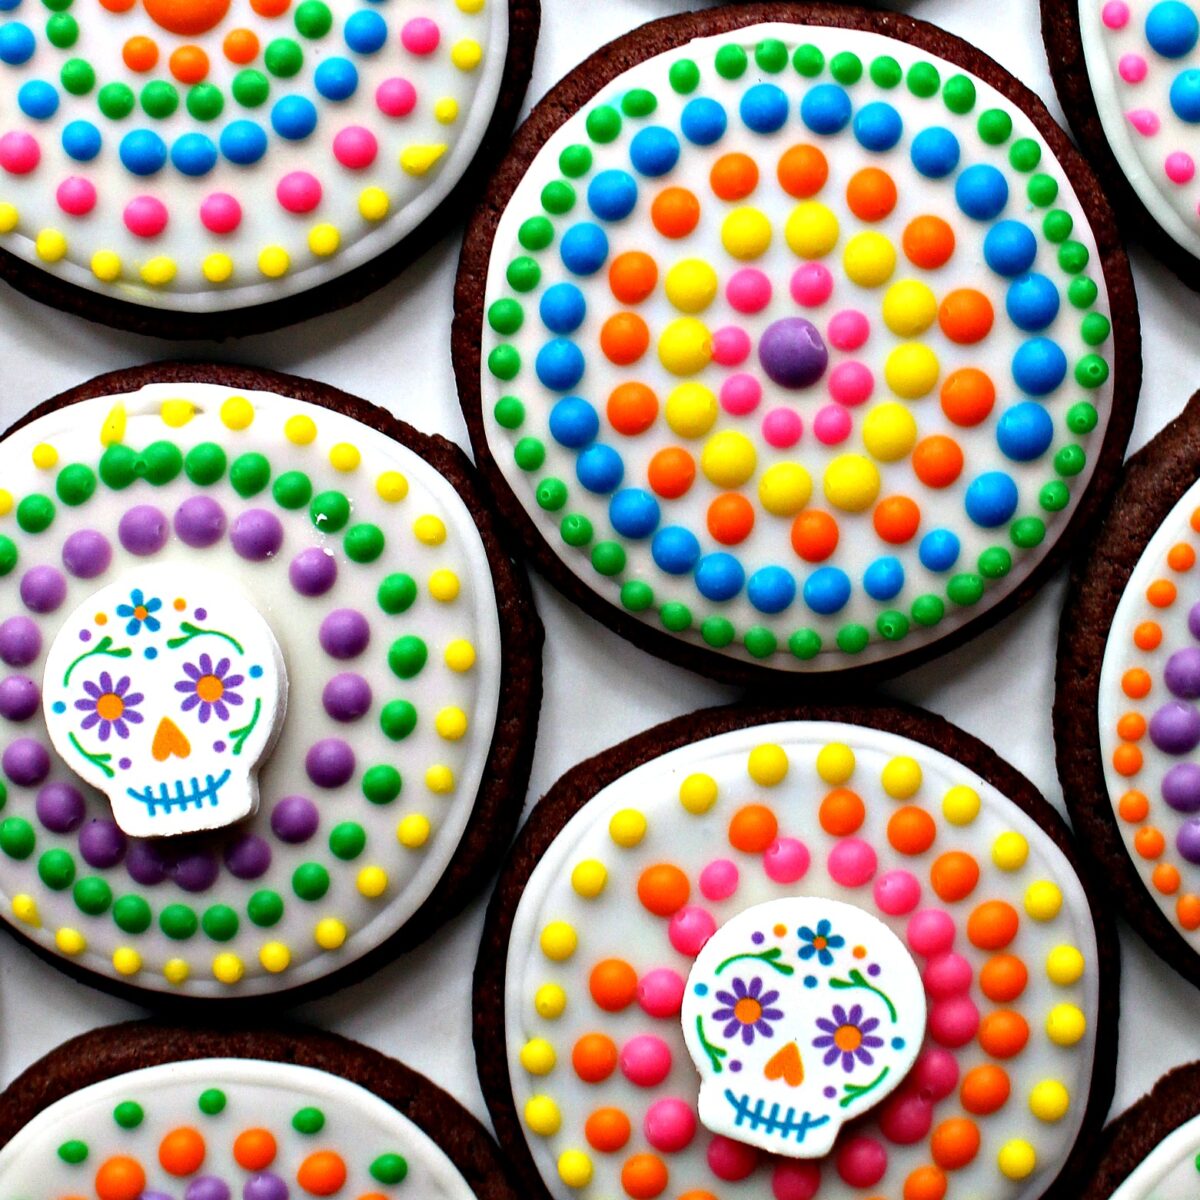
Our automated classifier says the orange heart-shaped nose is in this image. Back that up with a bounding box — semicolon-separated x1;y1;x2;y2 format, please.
152;717;192;762
764;1042;804;1088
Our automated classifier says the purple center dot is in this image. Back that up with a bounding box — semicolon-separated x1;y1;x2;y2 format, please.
244;1173;289;1200
271;794;319;843
1190;601;1200;642
36;781;86;833
119;504;169;556
19;565;67;614
0;617;40;668
319;609;370;659
322;673;372;723
1178;818;1200;865
306;738;356;789
78;818;127;868
290;548;338;598
224;833;272;880
173;850;219;893
0;674;39;721
1166;647;1200;700
186;1176;231;1200
1149;700;1200;755
174;496;227;549
230;508;285;562
1163;762;1200;813
125;838;169;885
1;737;50;786
758;317;829;389
61;529;113;580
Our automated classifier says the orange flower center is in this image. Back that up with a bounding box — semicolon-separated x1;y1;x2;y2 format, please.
734;997;763;1025
812;936;827;950
834;1024;862;1052
134;605;149;620
196;674;224;703
96;693;125;721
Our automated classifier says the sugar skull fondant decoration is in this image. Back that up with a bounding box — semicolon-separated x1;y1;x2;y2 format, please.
681;897;926;1157
42;566;287;839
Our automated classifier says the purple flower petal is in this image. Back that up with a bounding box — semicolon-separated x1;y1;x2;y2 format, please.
183;662;201;680
114;676;131;696
822;1048;839;1067
81;712;99;730
113;719;129;739
860;1017;880;1034
223;674;245;689
755;1022;775;1039
98;721;111;742
862;1035;884;1049
812;1035;834;1049
82;680;101;698
215;657;231;678
747;977;763;999
124;710;143;725
714;990;737;1007
199;704;211;724
199;653;213;675
760;989;780;1007
224;691;244;707
712;1007;735;1022
732;978;748;999
723;1020;740;1039
123;693;144;709
181;694;200;712
848;1004;863;1025
740;1024;754;1046
841;1051;855;1073
99;671;113;694
832;1005;848;1026
815;1018;837;1034
856;1048;875;1066
213;700;229;721
761;1007;783;1021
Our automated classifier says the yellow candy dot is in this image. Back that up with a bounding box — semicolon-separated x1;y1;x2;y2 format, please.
680;773;718;814
882;279;938;336
315;918;347;950
258;246;289;278
308;223;340;257
359;187;389;220
658;318;713;376
329;442;361;472
414;514;446;545
100;403;126;447
882;756;922;799
400;143;447;175
817;743;856;784
56;927;86;956
161;400;195;428
213;953;244;984
701;430;757;488
1029;1079;1070;1122
758;462;812;516
435;705;468;740
456;0;485;10
1046;1003;1087;1046
1025;880;1064;921
721;206;772;259
524;1095;561;1137
451;37;482;69
540;921;578;961
0;202;18;232
992;830;1029;869
885;342;940;400
665;382;718;438
823;453;880;512
221;396;254;430
35;229;67;262
609;808;647;847
164;958;190;985
113;947;141;976
140;256;176;286
861;401;918;462
843;231;896;287
32;443;57;470
377;471;409;502
785;201;839;258
748;743;789;786
11;894;38;926
397;814;431;848
260;942;291;973
429;569;460;602
1046;944;1085;985
356;866;388;898
202;253;233;284
665;259;718;313
445;640;476;671
434;96;459;124
941;785;981;826
520;1038;557;1075
571;859;608;898
425;765;455;793
557;1150;593;1189
0;490;12;517
91;250;121;282
285;414;317;445
534;983;567;1019
997;1140;1037;1181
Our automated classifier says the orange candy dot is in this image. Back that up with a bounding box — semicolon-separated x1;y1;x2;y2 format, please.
100;0;137;10
1122;668;1152;699
1113;744;1143;777
940;368;995;427
1178;894;1200;930
776;144;827;198
820;788;866;836
846;167;897;221
1192;506;1200;532
600;312;650;365
911;436;964;489
96;1157;147;1200
609;252;658;305
791;509;839;562
729;804;779;853
233;1130;277;1172
638;864;690;916
903;1166;948;1200
1169;543;1196;572
574;1033;619;1083
250;0;290;15
223;27;259;62
874;495;921;544
979;954;1028;1003
902;215;955;269
930;1118;980;1170
143;0;230;34
1117;712;1147;741
978;1010;1030;1059
888;806;937;855
651;187;700;238
123;36;160;71
707;493;755;544
938;290;994;344
1134;620;1163;650
158;1128;206;1177
1147;579;1178;607
1118;790;1149;822
647;446;695;498
1135;826;1165;859
297;1152;347;1197
711;153;760;201
930;851;980;902
960;1064;1011;1114
608;382;658;436
621;1153;669;1200
678;1194;719;1200
967;900;1019;950
589;958;638;1011
1154;863;1181;894
169;45;209;83
585;1107;631;1152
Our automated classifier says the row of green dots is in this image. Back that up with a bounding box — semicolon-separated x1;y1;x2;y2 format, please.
45;12;77;48
293;1107;326;1133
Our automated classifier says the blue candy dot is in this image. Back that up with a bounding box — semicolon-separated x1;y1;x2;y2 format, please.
576;444;624;494
652;526;700;574
1006;273;1060;331
587;169;638;221
249;664;264;679
1012;337;1068;395
800;83;852;134
52;700;66;714
144;646;158;661
170;132;217;176
18;79;57;119
747;565;796;614
220;119;267;165
996;401;1054;461
680;96;727;145
0;22;34;65
853;101;903;151
344;9;387;53
629;126;680;177
803;566;851;615
1171;68;1200;122
314;56;358;101
864;556;905;601
540;282;586;334
119;129;167;176
956;163;1009;220
965;472;1019;527
560;222;609;275
695;552;745;602
910;126;960;178
740;83;789;134
535;338;585;391
1146;0;1199;56
984;220;1037;276
0;0;21;11
548;396;599;448
272;95;317;140
62;119;100;161
891;1037;906;1050
609;488;661;539
919;529;961;572
694;982;709;996
804;975;818;989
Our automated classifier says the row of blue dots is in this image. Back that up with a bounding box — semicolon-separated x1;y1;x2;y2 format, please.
314;57;359;101
0;21;34;66
344;9;388;54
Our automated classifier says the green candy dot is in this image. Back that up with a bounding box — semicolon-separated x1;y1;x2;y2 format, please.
513;436;544;470
99;444;138;489
660;602;692;632
836;624;870;654
1068;276;1099;308
1058;240;1089;273
230;452;271;497
294;0;331;37
506;256;540;292
113;1102;143;1129
621;580;654;612
561;513;593;547
744;626;777;659
559;144;592;178
907;61;940;97
793;44;824;77
45;12;78;47
111;892;149;930
541;180;575;215
98;82;135;119
488;298;523;335
621;87;657;116
202;904;239;941
977;108;1012;143
377;573;417;615
293;1107;325;1134
869;55;902;88
185;443;226;486
1075;353;1109;389
942;74;976;113
42;0;73;11
1055;444;1087;476
1043;209;1073;243
715;44;748;79
293;862;330;901
56;463;97;505
232;69;269;107
388;636;427;679
536;477;567;511
700;615;734;647
38;848;75;890
1027;173;1058;206
16;494;54;534
310;490;350;532
1011;516;1047;547
1039;481;1070;512
273;470;312;509
978;547;1013;579
488;345;521;381
0;537;16;577
1081;312;1111;346
830;51;862;85
198;1090;226;1116
345;523;385;563
591;541;625;576
60;58;94;94
264;38;303;77
141;80;178;118
911;595;945;627
58;1141;88;1164
380;700;417;741
1067;401;1099;434
142;441;183;485
247;889;284;927
755;38;788;73
586;104;621;143
363;765;401;804
330;821;366;860
493;396;525;429
877;611;909;641
370;1155;408;1185
1009;137;1041;171
75;876;113;916
789;629;822;660
517;216;553;251
669;59;700;94
947;573;985;606
0;779;6;809
160;903;199;940
0;818;34;859
187;82;224;121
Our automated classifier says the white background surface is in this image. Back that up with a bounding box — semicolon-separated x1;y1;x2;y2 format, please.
0;0;1196;1147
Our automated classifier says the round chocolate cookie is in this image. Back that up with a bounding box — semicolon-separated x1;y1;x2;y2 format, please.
0;362;541;1005
0;0;538;337
476;702;1119;1200
1055;389;1200;989
454;3;1140;686
0;1021;521;1200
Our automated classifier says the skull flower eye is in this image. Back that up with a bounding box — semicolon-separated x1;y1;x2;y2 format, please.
175;654;246;724
74;672;145;742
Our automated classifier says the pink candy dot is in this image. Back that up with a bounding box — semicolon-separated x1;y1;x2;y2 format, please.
276;171;322;214
123;195;168;238
1166;151;1196;184
790;262;833;307
199;192;242;234
376;76;417;117
401;17;440;55
619;1035;672;1087
699;858;739;901
928;995;980;1047
826;308;869;351
712;325;751;366
879;1090;934;1144
1127;108;1161;136
911;1047;960;1099
761;406;803;448
707;1135;759;1182
726;267;772;313
772;1162;821;1200
874;869;921;915
828;360;874;407
907;908;955;956
669;905;717;955
763;837;810;884
1119;53;1148;83
827;837;877;888
1102;0;1130;28
813;403;851;445
0;131;40;175
720;372;761;415
333;125;378;170
643;1098;696;1153
56;176;96;217
923;951;973;997
637;967;685;1018
836;1136;887;1188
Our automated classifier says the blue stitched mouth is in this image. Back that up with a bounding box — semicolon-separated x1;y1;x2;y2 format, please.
125;769;232;817
723;1088;830;1145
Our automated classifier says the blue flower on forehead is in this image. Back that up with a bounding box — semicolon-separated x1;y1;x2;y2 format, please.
797;918;844;966
115;588;162;636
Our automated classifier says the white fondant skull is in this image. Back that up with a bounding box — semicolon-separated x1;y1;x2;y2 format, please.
43;566;286;839
681;898;925;1158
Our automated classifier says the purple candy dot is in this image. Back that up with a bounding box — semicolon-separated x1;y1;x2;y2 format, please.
823;1085;837;1098
186;1177;231;1200
0;674;39;721
306;738;355;788
1190;602;1200;641
0;617;40;667
118;757;131;771
2;737;50;786
319;609;369;659
79;629;92;643
751;931;764;945
729;1060;742;1073
322;673;372;722
213;740;226;753
125;839;168;885
19;565;66;614
1178;819;1200;864
758;317;829;389
36;781;86;832
173;850;219;892
174;496;227;549
61;529;112;580
119;504;169;556
143;1192;174;1200
1166;647;1200;700
195;607;207;620
244;1174;289;1200
271;794;319;843
224;833;271;880
1163;762;1200;813
1149;700;1200;755
230;508;284;561
78;818;126;868
289;547;337;597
